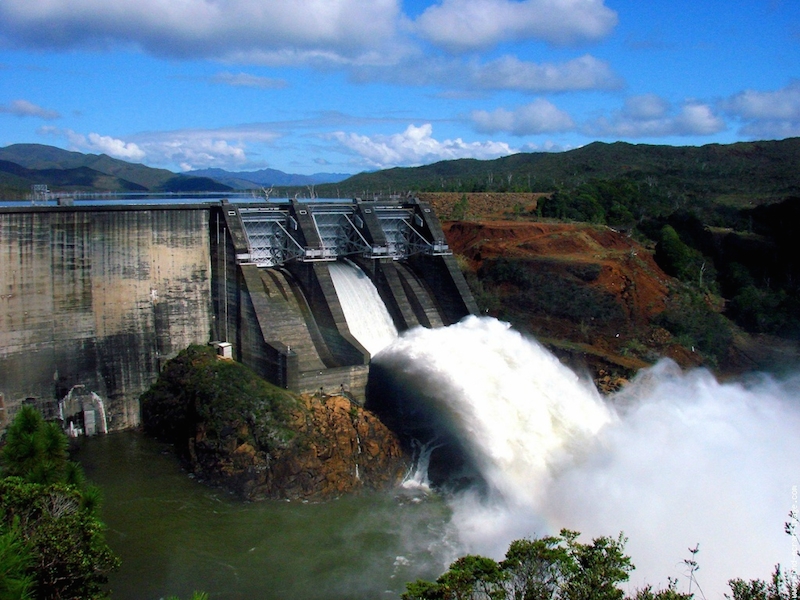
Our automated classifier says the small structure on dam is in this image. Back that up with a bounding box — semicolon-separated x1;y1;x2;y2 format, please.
0;197;476;432
211;197;478;403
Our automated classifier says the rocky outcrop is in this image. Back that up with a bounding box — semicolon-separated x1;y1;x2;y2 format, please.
438;219;716;380
190;392;409;500
141;345;410;501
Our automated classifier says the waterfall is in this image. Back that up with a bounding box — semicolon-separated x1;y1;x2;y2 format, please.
373;316;800;597
59;385;108;436
401;439;442;492
91;392;108;434
329;260;398;357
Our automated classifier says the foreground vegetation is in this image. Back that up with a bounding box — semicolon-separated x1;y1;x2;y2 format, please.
403;528;800;600
0;406;119;599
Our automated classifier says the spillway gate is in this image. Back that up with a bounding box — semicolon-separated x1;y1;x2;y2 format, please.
234;199;452;268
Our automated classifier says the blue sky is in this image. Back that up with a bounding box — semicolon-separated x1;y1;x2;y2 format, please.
1;0;798;175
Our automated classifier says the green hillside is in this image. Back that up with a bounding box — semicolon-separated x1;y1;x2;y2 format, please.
0;143;232;198
312;138;800;207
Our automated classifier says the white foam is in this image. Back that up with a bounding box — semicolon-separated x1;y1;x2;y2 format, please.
374;316;800;597
329;260;398;357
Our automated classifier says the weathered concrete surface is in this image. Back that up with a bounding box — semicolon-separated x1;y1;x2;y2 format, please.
0;206;212;431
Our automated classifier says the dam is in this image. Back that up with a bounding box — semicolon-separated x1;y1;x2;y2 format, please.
0;198;477;433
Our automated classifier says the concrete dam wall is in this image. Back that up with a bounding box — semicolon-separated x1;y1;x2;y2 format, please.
0;206;212;431
0;198;476;433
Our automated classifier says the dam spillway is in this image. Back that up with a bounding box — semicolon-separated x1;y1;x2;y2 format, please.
0;197;477;431
329;261;398;357
212;197;478;404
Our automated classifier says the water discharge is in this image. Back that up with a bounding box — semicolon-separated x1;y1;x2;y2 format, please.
329;260;398;356
76;313;800;598
373;316;800;597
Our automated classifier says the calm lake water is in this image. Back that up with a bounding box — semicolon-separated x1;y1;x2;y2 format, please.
74;432;452;600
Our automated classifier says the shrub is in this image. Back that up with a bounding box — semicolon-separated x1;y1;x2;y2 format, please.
0;407;119;600
654;288;734;366
402;529;637;600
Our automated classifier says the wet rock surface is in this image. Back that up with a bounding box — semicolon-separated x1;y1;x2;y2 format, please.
189;392;410;501
141;345;410;501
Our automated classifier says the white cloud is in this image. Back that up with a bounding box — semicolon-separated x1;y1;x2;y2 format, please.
674;103;727;136
142;138;248;171
331;123;517;168
468;54;620;92
724;80;800;120
46;128;147;161
210;72;288;89
585;95;726;138
415;0;617;52
351;53;620;93
41;125;283;170
723;81;800;138
621;94;670;120
0;99;60;120
471;99;574;135
85;133;147;161
129;127;284;170
0;0;406;66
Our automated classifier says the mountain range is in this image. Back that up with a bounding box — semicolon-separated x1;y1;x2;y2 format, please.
0;144;233;195
186;167;352;189
0;144;350;198
2;139;800;207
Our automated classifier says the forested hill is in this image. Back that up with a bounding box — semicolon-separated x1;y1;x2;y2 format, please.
314;138;800;206
0;143;231;197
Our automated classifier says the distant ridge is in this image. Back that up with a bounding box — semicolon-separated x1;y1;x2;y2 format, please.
313;137;800;205
188;167;353;189
2;139;800;205
0;143;232;197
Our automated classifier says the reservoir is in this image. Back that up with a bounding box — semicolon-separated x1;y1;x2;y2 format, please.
75;432;451;600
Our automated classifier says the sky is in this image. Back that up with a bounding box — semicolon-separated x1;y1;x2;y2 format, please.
1;0;799;176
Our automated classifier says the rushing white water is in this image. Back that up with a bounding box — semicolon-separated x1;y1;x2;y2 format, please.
329;260;398;357
373;316;800;598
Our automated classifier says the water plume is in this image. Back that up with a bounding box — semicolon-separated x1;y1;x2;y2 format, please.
371;316;800;597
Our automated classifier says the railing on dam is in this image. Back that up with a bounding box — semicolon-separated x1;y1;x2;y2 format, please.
235;199;451;268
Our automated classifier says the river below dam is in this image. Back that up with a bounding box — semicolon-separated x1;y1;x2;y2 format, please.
74;431;452;600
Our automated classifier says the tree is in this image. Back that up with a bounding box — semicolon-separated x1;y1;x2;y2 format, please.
0;406;69;485
452;195;469;220
0;407;120;600
725;512;800;600
727;566;800;600
654;226;716;290
501;537;568;600
403;530;635;600
630;580;692;600
0;520;34;600
558;530;632;600
404;555;504;600
0;477;120;600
